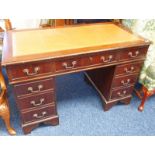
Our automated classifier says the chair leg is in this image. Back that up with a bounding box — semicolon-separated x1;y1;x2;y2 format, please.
138;88;149;112
0;101;16;135
134;87;143;99
3;112;16;135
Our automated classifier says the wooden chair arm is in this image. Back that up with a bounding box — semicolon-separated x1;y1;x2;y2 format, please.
0;69;7;103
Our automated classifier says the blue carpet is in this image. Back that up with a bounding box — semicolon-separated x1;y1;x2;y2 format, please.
0;72;155;136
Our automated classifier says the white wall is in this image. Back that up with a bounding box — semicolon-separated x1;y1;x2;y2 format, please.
10;19;41;29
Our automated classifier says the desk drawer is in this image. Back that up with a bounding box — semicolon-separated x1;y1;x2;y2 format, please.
21;105;56;124
82;51;117;67
55;58;82;72
115;62;143;76
55;51;118;73
111;86;134;99
17;91;55;111
112;74;138;89
14;78;54;97
7;61;54;81
119;47;147;61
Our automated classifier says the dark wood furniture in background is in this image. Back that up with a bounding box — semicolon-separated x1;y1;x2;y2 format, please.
56;19;119;26
54;19;74;26
0;26;4;45
2;23;150;134
75;19;112;24
40;19;115;27
54;19;65;26
40;19;74;28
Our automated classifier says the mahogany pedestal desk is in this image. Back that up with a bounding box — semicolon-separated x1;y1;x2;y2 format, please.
2;23;150;134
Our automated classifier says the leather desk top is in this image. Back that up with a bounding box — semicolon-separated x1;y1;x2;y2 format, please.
2;23;149;65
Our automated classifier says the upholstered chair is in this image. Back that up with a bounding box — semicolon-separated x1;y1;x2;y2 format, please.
122;19;155;111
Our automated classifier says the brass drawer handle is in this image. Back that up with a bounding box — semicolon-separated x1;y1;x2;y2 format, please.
30;98;45;107
117;90;127;97
28;85;43;93
23;67;40;76
124;66;134;73
128;51;139;58
121;79;131;86
101;55;113;63
62;61;77;69
33;111;47;119
89;57;93;62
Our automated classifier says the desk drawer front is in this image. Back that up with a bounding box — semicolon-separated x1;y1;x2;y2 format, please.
112;74;138;88
14;78;54;97
7;61;54;81
119;47;147;61
55;51;118;73
55;58;81;72
17;91;55;111
111;86;134;99
82;51;117;67
21;105;56;124
115;62;143;76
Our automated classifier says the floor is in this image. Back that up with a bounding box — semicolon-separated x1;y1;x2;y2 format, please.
0;72;155;136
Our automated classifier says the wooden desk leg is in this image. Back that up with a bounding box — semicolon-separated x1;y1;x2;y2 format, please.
0;97;16;135
22;124;39;134
103;96;132;111
103;101;117;111
22;116;59;134
120;96;132;105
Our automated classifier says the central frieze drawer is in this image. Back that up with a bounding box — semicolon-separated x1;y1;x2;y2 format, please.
14;78;54;97
21;104;56;124
17;91;55;111
55;58;82;72
6;60;54;81
82;51;118;67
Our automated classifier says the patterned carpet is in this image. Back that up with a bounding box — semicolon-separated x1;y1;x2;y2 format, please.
1;72;155;136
